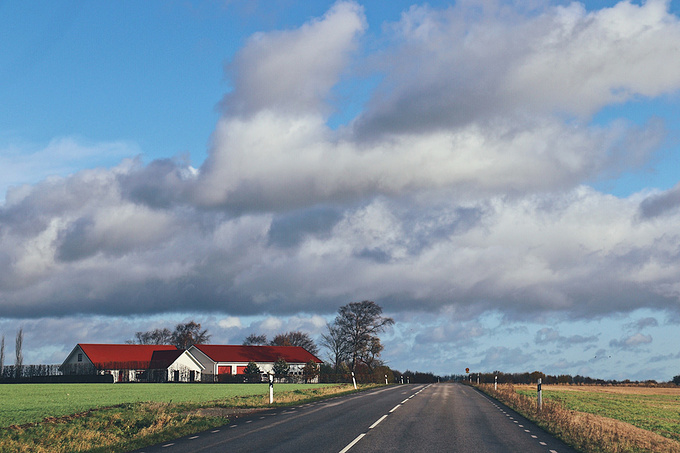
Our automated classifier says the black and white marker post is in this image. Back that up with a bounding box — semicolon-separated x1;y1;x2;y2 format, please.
351;371;357;390
269;372;274;404
537;378;542;410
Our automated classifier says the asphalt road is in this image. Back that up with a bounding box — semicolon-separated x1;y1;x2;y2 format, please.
132;383;580;453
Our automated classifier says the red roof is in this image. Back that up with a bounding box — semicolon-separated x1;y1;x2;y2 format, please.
192;345;322;364
149;349;186;368
78;344;178;367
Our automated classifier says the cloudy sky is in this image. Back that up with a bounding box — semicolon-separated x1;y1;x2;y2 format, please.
2;0;680;380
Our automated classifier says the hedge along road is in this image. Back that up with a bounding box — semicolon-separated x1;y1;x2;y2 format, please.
132;383;579;453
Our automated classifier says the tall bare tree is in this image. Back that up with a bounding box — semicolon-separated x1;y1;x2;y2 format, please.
333;301;393;373
320;322;348;372
15;328;23;378
0;335;4;377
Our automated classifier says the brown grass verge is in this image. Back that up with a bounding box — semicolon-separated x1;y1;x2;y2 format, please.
475;383;680;453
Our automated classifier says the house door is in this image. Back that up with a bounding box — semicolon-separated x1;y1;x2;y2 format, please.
174;370;180;382
189;370;195;382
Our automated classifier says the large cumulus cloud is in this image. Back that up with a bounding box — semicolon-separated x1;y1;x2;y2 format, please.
1;0;680;323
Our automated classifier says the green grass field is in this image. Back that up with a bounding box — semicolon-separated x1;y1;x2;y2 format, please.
0;383;333;428
517;386;680;443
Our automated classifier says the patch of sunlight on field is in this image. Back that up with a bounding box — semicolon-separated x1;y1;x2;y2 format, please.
0;383;335;427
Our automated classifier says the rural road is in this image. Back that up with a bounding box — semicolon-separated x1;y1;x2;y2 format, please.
131;383;579;453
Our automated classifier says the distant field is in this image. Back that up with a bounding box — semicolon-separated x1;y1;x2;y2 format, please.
516;384;680;443
0;383;334;428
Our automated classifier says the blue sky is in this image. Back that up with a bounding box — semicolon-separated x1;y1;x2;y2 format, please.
2;0;680;381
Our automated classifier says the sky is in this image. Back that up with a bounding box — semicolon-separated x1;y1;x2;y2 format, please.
1;0;680;381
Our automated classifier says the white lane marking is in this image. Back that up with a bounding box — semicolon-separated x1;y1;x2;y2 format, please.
229;425;237;428
162;444;174;448
540;442;547;446
401;399;409;404
369;415;388;429
550;451;558;453
339;433;366;453
189;436;199;439
211;429;220;433
389;404;401;413
531;435;538;438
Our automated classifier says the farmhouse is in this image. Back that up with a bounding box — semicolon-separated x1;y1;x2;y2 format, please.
187;344;323;382
61;344;203;383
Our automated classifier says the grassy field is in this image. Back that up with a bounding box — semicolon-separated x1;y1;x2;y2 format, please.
0;382;365;453
516;385;680;443
477;383;680;453
0;383;334;428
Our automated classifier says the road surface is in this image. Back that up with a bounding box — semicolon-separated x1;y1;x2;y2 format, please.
132;383;579;453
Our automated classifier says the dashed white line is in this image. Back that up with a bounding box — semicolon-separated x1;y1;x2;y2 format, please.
369;415;388;429
189;436;199;440
389;404;401;413
162;443;174;448
339;433;366;453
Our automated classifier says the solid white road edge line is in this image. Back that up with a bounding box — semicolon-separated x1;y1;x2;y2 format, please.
339;433;366;453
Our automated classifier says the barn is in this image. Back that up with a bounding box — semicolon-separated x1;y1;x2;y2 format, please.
187;344;323;382
61;344;203;383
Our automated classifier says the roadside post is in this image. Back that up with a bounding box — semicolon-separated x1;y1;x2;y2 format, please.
477;373;480;385
352;371;357;390
495;375;497;390
537;378;542;411
269;372;274;404
385;374;388;385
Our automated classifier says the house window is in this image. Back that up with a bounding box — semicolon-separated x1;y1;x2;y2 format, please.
77;353;83;362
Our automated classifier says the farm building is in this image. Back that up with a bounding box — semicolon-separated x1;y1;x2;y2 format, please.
61;344;203;383
187;345;323;382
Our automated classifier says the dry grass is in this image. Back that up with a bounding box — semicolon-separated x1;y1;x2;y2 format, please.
477;383;680;453
521;384;680;396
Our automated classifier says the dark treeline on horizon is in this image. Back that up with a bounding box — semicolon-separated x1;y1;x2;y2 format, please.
452;370;669;385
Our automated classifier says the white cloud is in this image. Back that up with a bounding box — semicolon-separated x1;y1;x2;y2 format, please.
0;2;679;380
218;316;242;329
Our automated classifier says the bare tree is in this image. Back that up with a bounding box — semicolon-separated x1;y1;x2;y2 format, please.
242;333;268;345
130;328;173;345
334;301;393;373
0;335;4;376
320;322;348;372
15;328;23;378
171;321;210;350
130;322;210;349
270;331;319;356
